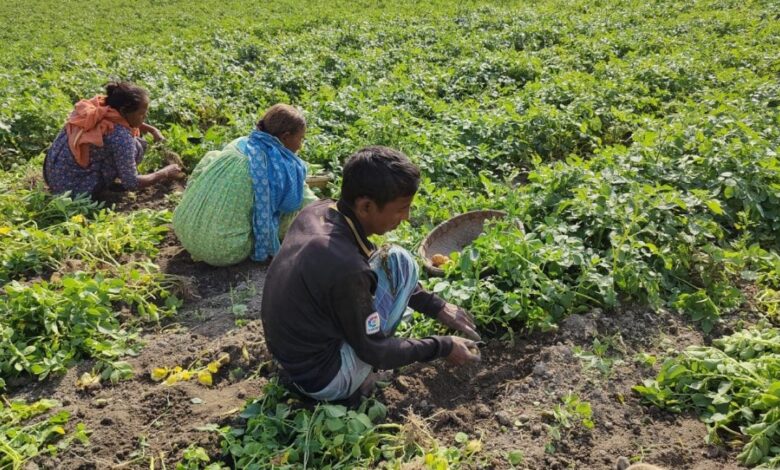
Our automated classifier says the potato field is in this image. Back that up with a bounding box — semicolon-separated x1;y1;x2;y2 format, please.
1;0;779;468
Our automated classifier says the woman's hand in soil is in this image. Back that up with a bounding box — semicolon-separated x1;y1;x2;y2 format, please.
437;303;481;341
446;337;481;366
159;163;184;180
139;164;183;188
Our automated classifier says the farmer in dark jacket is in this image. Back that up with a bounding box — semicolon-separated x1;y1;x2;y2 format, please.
261;146;481;401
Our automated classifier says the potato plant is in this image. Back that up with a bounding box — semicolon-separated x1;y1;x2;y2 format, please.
0;0;778;467
635;328;780;468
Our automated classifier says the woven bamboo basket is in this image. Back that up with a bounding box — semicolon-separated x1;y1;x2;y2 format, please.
306;174;332;189
418;210;520;277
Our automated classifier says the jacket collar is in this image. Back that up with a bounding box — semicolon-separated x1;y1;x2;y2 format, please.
335;199;375;258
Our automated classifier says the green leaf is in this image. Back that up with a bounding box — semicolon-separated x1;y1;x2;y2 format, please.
739;441;764;466
325;418;345;432
367;402;386;422
507;450;524;465
705;200;724;215
323;405;346;418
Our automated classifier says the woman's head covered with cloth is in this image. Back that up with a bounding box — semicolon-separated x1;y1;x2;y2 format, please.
66;81;148;168
256;104;306;153
247;104;309;261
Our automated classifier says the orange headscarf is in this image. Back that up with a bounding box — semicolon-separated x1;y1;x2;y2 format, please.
65;95;140;168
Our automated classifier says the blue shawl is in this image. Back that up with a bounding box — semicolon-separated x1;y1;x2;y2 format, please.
243;130;306;261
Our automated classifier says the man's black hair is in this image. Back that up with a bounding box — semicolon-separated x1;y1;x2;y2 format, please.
341;146;420;208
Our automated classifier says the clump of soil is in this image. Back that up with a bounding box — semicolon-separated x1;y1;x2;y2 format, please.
101;179;185;214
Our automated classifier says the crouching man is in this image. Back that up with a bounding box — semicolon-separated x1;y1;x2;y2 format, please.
261;146;482;401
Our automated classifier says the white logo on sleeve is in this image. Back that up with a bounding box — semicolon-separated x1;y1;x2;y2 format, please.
365;312;381;335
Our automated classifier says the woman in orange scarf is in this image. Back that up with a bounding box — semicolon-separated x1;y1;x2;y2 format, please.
43;81;181;197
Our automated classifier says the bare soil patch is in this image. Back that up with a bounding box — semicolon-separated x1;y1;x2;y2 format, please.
99;179;185;214
379;307;742;469
18;265;271;469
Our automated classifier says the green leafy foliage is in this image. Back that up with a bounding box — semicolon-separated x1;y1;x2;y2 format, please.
635;328;780;467
2;0;778;340
0;174;171;285
543;393;594;454
218;380;403;469
414;433;485;470
0;160;180;389
0;398;89;469
574;335;626;377
0;269;179;387
176;444;227;470
219;379;485;469
507;449;525;466
0;0;779;467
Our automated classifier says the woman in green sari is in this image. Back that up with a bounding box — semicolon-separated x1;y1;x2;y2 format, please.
172;104;316;266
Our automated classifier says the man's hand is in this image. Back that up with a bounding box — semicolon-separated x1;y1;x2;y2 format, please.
436;303;481;341
446;336;481;366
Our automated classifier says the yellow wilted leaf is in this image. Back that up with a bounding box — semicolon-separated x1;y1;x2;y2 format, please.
242;346;250;361
219;353;231;365
0;226;12;235
53;426;66;435
207;361;220;373
76;372;101;390
466;440;482;454
165;373;182;386
198;370;213;386
271;451;290;466
172;366;183;373
70;214;85;224
151;368;169;381
180;370;192;381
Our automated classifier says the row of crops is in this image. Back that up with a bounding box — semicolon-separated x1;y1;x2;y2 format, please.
2;0;780;467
